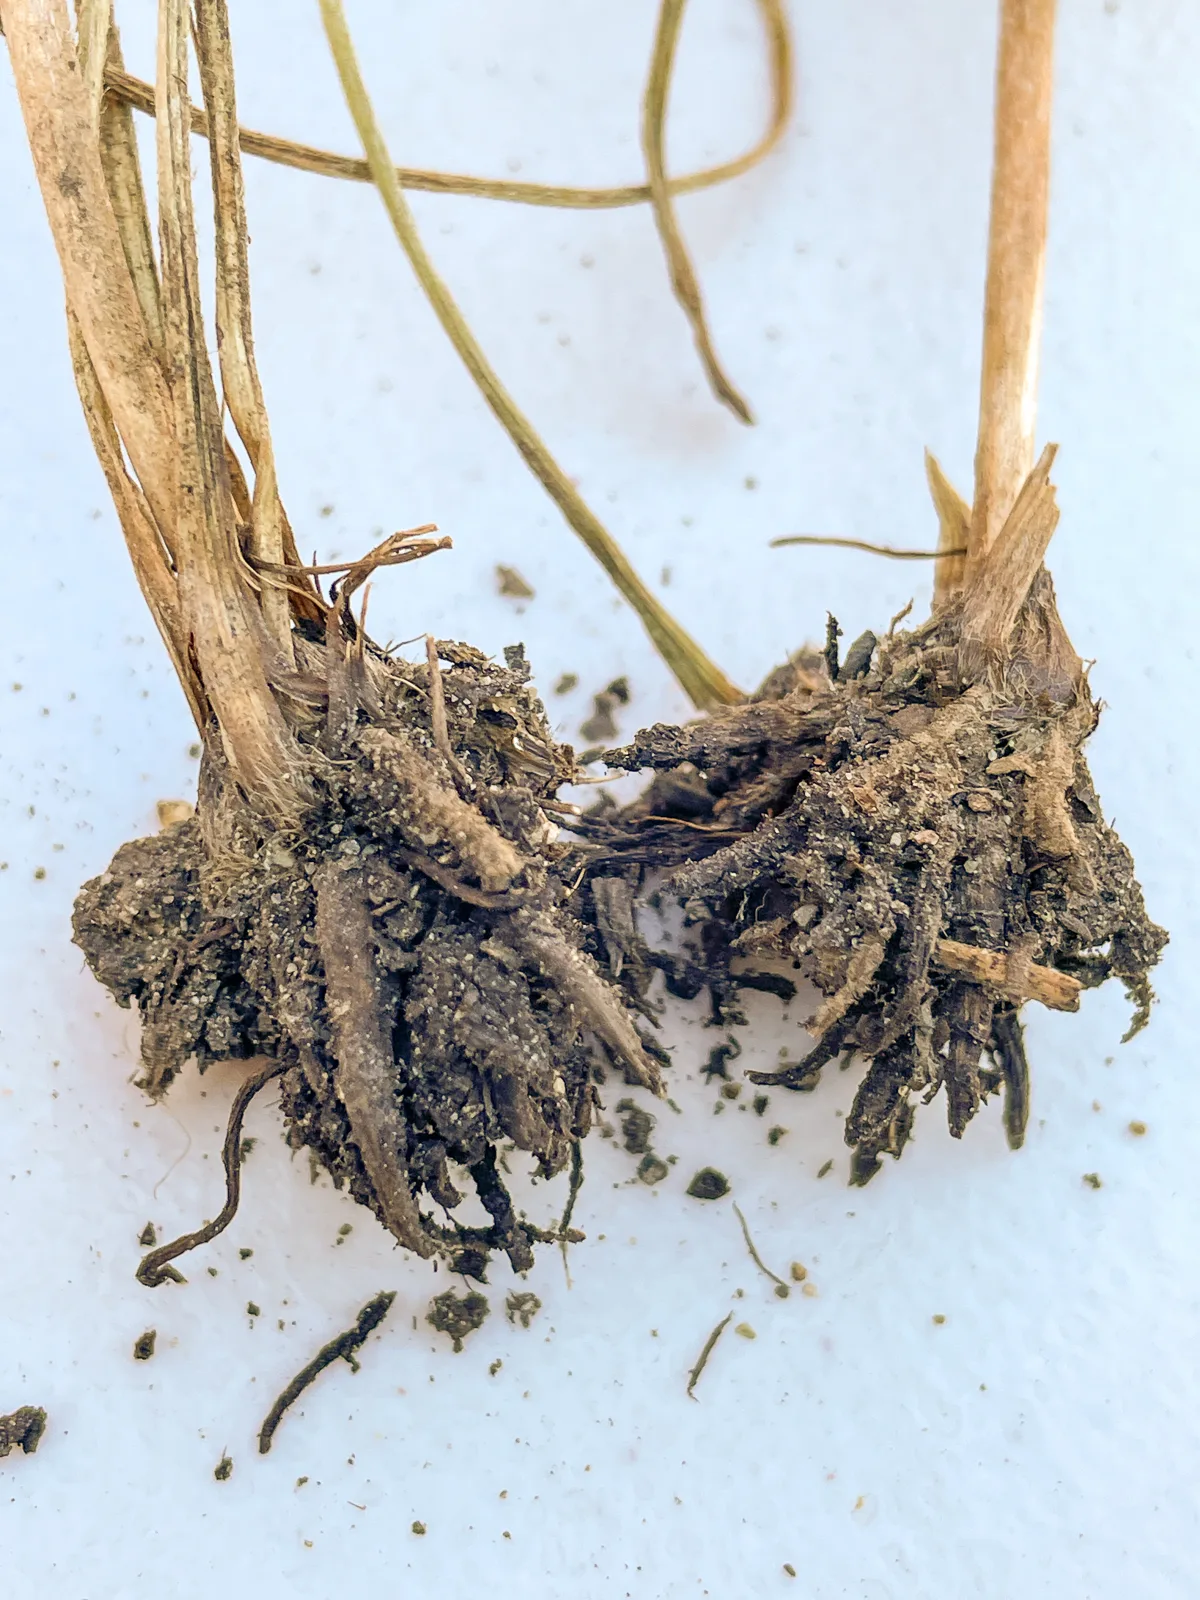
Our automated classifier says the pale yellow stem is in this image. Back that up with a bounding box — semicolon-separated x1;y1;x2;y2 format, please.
968;0;1057;578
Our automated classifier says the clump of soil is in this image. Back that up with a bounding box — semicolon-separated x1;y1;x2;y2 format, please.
0;1407;47;1457
582;589;1165;1184
687;1167;731;1200
73;631;658;1277
428;1288;490;1351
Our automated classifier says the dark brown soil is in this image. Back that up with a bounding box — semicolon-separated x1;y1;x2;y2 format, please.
73;634;658;1277
576;593;1166;1183
0;1407;47;1457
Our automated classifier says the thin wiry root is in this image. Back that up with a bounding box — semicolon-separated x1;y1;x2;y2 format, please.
137;1057;287;1286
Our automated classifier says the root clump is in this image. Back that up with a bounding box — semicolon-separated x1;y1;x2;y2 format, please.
584;592;1165;1183
74;629;658;1276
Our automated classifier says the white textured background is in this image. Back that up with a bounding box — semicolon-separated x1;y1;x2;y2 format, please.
2;3;1197;1596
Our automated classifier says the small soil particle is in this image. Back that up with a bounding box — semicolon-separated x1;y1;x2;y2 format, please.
615;1098;655;1155
752;1094;769;1117
720;1082;741;1101
411;1521;427;1536
1082;1172;1103;1189
767;1126;788;1146
932;1314;946;1325
214;1456;233;1481
138;1221;157;1247
427;1289;489;1352
133;1329;157;1361
637;1153;669;1185
686;1167;730;1201
505;1292;541;1329
489;1359;503;1376
790;1262;808;1282
1128;1120;1147;1136
553;673;578;696
239;1248;253;1259
734;1323;756;1340
784;1565;797;1578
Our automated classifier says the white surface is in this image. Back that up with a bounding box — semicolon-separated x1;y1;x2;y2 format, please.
1;3;1198;1596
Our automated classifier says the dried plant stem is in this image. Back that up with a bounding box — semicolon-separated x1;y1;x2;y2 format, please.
155;0;306;819
318;0;742;711
642;0;752;423
192;0;291;658
99;0;790;213
925;449;970;609
771;534;964;561
968;0;1057;576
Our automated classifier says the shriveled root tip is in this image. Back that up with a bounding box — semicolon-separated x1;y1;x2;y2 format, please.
581;605;1166;1179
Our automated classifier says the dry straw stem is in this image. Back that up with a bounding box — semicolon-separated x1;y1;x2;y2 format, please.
318;0;744;712
98;0;790;214
3;0;318;820
642;0;754;423
968;0;1056;576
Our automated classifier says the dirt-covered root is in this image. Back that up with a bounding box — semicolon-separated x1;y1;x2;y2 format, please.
73;634;659;1277
583;606;1166;1183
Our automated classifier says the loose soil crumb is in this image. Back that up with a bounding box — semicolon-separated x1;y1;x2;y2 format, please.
427;1288;489;1352
139;1221;157;1247
133;1329;157;1361
505;1292;542;1329
767;1126;788;1146
579;679;631;744
1082;1172;1103;1189
637;1153;669;1185
0;1407;47;1457
1128;1120;1147;1136
214;1455;233;1481
553;673;579;696
411;1520;427;1536
686;1167;730;1201
615;1098;655;1155
735;1322;756;1339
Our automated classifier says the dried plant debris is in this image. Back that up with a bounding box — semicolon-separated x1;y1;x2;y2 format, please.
587;590;1165;1185
495;565;535;600
427;1288;489;1352
0;1407;47;1458
75;635;659;1280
